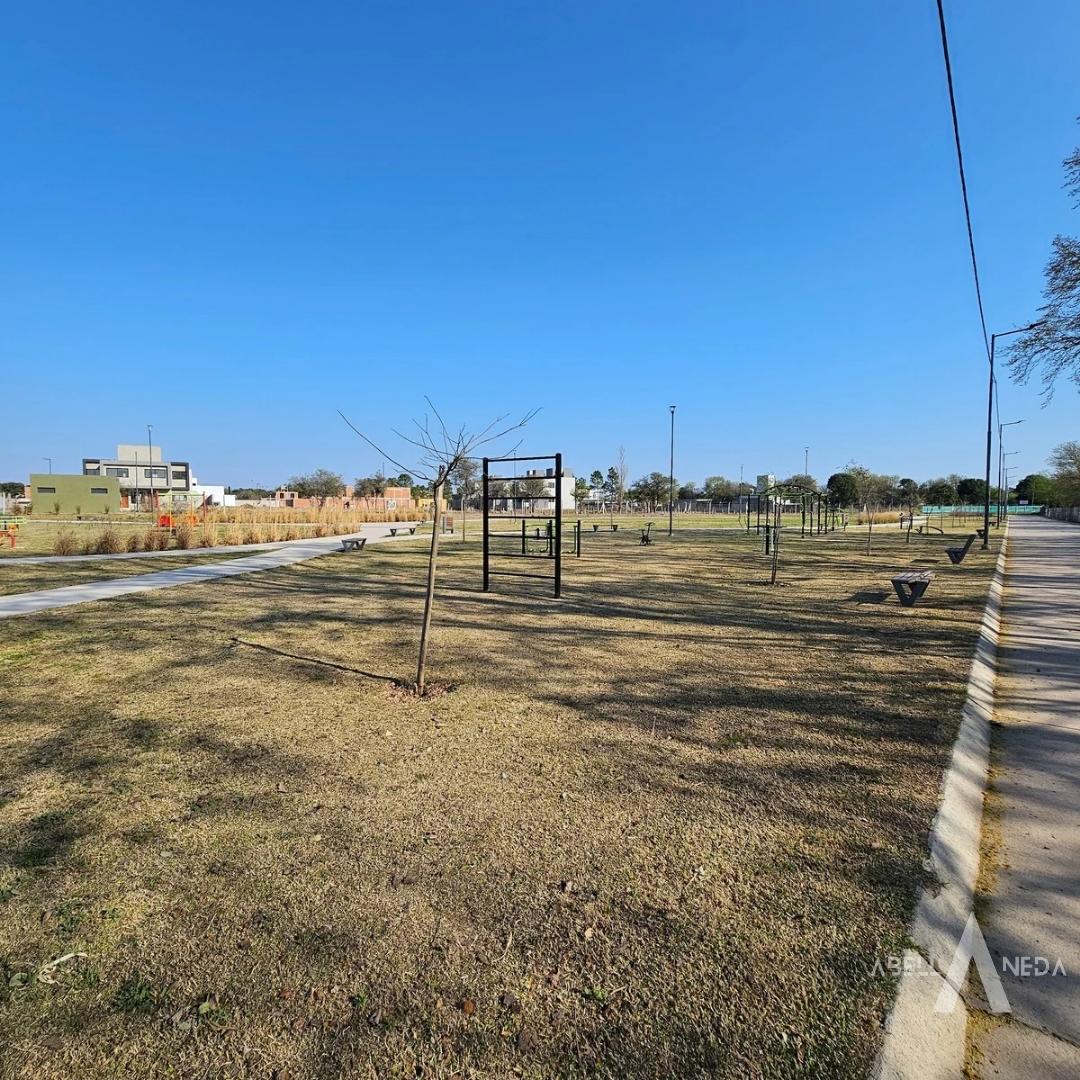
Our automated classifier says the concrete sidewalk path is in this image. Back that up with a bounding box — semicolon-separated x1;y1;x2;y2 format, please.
970;517;1080;1077
0;523;422;619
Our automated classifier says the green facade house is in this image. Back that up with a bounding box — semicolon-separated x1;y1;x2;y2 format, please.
29;474;121;515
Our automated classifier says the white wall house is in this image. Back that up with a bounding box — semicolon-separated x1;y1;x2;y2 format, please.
522;467;576;512
190;480;236;507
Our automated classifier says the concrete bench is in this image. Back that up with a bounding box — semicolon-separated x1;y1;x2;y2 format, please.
388;526;417;537
946;534;977;565
341;537;367;552
892;570;934;607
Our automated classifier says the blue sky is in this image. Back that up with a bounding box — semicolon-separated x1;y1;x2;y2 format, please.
3;1;1079;489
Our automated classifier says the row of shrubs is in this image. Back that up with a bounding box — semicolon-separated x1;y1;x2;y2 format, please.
52;519;362;556
202;506;418;526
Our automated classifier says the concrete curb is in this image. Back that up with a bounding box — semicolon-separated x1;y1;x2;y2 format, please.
872;525;1010;1080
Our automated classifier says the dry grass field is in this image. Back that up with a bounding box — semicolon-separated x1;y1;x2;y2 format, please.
0;524;998;1079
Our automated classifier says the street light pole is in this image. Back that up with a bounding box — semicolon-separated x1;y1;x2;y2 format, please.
997;419;1023;525
984;324;1040;549
804;447;809;477
44;457;52;474
147;424;154;512
668;405;676;537
1002;451;1021;516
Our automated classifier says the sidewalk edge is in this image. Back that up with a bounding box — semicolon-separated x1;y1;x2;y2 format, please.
872;524;1010;1080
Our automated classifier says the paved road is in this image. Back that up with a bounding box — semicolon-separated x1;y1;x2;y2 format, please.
0;524;422;619
971;517;1080;1077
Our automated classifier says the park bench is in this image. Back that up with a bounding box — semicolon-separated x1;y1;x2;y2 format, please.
340;537;367;552
891;570;934;607
388;526;417;537
946;534;977;565
592;523;619;532
640;522;653;546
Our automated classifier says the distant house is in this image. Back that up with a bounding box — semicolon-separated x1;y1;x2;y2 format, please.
496;468;576;512
272;485;418;512
29;474;120;516
83;444;192;507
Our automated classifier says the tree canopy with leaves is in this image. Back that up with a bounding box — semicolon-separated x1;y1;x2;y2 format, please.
1008;136;1080;395
1014;473;1057;506
285;469;345;499
826;472;858;507
1049;440;1080;504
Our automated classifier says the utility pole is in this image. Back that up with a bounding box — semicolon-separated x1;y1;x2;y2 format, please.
147;424;154;512
668;405;676;536
804;447;809;477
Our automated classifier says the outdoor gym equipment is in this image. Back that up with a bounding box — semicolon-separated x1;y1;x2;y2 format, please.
746;485;840;553
481;453;580;598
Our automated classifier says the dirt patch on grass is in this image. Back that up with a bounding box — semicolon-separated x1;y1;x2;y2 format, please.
0;527;997;1078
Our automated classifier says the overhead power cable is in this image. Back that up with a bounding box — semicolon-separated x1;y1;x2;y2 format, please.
935;0;992;365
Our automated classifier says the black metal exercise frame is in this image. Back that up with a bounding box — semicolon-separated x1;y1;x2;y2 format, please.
746;486;839;550
482;453;578;598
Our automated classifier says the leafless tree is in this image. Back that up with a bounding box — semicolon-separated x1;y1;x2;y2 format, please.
340;401;537;695
847;463;890;555
616;446;629;511
1007;138;1080;397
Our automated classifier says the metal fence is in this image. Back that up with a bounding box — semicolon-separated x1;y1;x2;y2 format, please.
920;504;1043;515
1043;507;1080;524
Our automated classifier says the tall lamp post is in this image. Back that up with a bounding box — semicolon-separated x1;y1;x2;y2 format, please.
997;419;1023;525
668;405;676;537
1001;451;1021;517
804;447;809;476
984;323;1041;549
146;424;154;512
43;457;52;474
1003;464;1019;512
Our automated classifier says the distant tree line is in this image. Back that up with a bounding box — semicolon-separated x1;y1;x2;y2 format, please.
219;437;1080;512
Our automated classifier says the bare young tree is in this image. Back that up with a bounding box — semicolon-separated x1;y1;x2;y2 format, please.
340;401;536;696
450;456;479;540
616;446;629;511
847;463;890;555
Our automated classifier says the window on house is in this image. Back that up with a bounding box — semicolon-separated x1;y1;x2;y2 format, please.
38;486;56;494
144;467;167;479
105;467;129;478
90;487;108;495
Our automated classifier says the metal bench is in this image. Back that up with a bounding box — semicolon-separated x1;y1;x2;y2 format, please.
387;526;417;537
946;534;977;565
640;522;654;546
891;570;934;607
341;537;367;552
